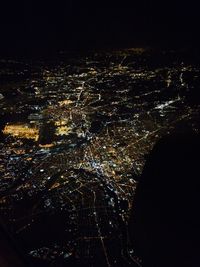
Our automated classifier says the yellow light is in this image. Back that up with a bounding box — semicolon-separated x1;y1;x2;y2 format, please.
3;124;39;141
58;99;74;106
55;126;72;136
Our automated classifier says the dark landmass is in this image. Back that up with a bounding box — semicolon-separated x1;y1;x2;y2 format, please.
129;133;200;266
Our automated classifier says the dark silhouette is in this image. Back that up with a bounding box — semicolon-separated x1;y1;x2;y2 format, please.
129;133;200;267
0;220;28;267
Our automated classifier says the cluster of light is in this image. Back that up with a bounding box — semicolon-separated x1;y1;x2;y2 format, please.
3;124;39;141
58;99;74;106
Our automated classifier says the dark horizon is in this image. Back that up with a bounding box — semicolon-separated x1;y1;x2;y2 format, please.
0;0;200;57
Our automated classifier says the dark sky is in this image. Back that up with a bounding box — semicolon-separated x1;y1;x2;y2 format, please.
0;0;199;55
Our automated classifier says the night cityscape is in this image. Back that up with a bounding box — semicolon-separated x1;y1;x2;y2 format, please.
0;1;200;267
